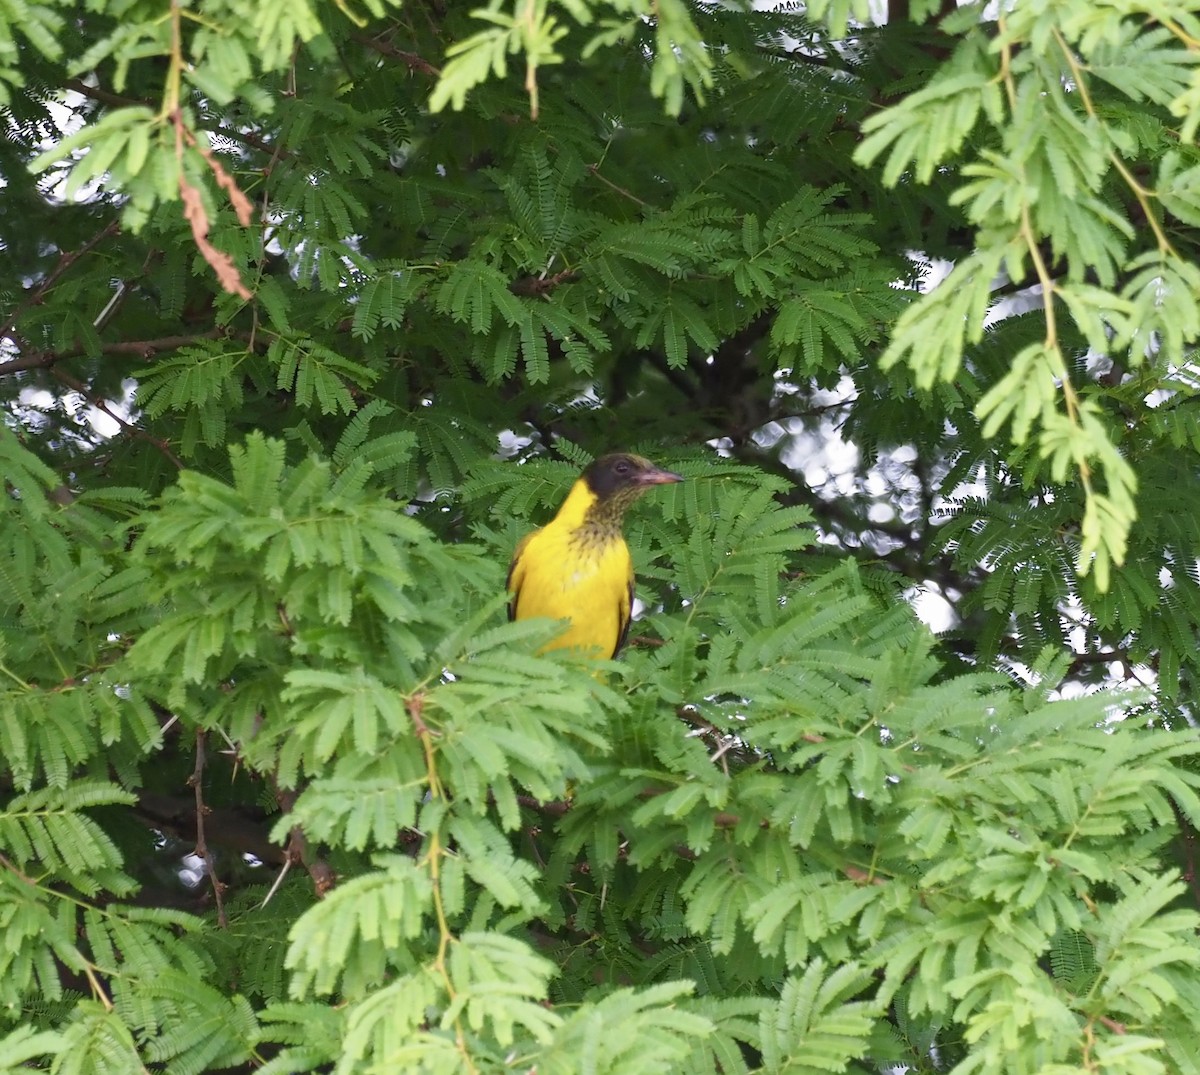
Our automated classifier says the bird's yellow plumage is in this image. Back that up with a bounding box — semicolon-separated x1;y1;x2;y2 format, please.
507;454;682;658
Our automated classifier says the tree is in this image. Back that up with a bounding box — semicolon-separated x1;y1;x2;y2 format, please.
3;0;1200;1071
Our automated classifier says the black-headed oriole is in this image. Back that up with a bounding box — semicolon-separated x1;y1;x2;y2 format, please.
507;454;683;657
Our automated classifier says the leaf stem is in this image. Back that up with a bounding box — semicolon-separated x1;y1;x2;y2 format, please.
0;662;32;690
409;691;478;1075
1052;28;1177;258
159;0;183;122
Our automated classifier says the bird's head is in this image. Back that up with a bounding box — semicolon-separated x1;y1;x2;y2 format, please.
582;454;683;513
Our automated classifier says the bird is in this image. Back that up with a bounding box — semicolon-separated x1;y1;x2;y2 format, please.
507;454;683;658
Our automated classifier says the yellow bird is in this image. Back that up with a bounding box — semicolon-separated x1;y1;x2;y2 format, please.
507;454;683;658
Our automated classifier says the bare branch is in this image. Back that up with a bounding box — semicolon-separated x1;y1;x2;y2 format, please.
353;32;441;76
187;730;229;928
50;365;184;469
0;330;238;379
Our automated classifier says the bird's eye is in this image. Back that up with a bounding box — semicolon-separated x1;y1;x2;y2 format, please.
614;459;630;474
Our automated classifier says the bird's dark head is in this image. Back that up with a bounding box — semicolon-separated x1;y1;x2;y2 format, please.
583;454;683;505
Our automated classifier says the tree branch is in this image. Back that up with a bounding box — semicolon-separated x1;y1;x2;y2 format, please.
352;32;441;76
272;785;337;899
49;365;185;469
0;219;121;348
508;268;582;296
187;729;229;928
0;330;242;378
61;77;147;111
1171;799;1200;911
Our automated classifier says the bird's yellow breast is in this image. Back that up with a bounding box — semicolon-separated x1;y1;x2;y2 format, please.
508;480;633;658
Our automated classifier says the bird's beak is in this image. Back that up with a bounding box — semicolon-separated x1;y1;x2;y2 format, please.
635;466;684;486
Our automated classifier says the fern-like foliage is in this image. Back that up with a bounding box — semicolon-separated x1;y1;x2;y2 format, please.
4;0;1200;1072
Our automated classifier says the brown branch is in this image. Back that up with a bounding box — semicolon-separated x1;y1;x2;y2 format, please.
517;795;571;819
89;331;236;356
0;219;121;346
407;691;431;738
509;269;582;297
49;366;185;469
352;32;441;76
187;729;229;927
284;824;337;898
627;635;666;648
1172;799;1200;911
0;330;237;378
272;784;337;898
843;864;888;886
0;850;36;885
202;124;288;160
62;77;151;111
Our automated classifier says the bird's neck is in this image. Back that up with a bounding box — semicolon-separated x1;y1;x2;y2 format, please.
553;478;632;542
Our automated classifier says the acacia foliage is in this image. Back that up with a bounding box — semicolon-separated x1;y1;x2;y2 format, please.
3;1;1200;1073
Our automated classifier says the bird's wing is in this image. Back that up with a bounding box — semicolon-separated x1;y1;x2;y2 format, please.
506;530;536;621
613;572;634;657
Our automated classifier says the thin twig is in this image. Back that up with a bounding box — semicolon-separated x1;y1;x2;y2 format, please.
80;963;115;1012
188;729;229;928
1052;29;1177;259
1171;799;1200;911
259;856;292;908
586;163;653;209
202;124;288;159
352;32;441;76
247;104;292;350
407;690;477;1075
0;850;35;884
49;366;184;469
0;220;121;346
62;77;149;111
